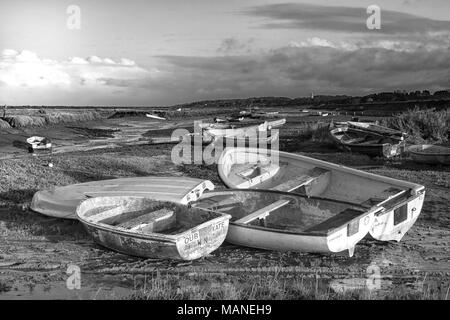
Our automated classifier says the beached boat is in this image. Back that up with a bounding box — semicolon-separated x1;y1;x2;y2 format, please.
198;118;285;131
182;130;279;148
217;147;425;243
227;116;245;122
335;121;406;140
191;189;379;256
329;123;405;158
211;130;279;148
205;121;269;137
26;136;52;152
31;177;214;219
76;196;230;260
407;145;450;165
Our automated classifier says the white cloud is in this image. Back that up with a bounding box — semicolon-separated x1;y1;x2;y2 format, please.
288;37;450;52
0;49;151;88
288;37;336;48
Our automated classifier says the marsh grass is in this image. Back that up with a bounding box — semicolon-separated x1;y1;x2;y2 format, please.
381;107;449;144
126;271;450;300
128;272;342;300
1;110;109;128
0;118;11;129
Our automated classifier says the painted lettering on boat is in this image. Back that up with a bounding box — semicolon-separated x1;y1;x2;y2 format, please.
184;231;200;244
212;221;224;231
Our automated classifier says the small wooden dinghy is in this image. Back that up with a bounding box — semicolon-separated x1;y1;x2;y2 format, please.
31;177;214;219
329;123;405;158
182;130;279;147
218;147;425;243
77;197;230;260
192;190;379;256
407;145;450;165
337;121;405;140
206;122;269;137
26;136;52;152
213;130;279;148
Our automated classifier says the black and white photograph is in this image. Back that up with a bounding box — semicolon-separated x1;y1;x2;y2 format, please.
0;0;449;304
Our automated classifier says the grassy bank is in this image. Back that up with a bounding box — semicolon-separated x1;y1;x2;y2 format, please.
127;271;448;300
1;110;111;128
381;107;449;144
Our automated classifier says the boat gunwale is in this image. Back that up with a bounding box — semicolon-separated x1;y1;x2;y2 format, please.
76;198;231;243
329;127;403;148
218;147;425;194
407;144;450;156
196;189;383;237
225;191;423;237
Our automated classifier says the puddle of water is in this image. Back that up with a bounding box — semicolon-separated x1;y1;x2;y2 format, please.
0;275;133;300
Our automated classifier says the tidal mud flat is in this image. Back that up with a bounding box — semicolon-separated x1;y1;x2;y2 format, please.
0;111;449;299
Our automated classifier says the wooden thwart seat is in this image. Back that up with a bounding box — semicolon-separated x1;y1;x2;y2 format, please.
117;208;176;233
272;167;330;192
236;163;280;188
304;208;365;234
235;199;290;224
360;187;407;209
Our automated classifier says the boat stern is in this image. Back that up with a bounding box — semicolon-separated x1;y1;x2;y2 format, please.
370;190;425;242
326;211;376;257
176;215;230;260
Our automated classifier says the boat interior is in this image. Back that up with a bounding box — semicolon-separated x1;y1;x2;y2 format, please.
193;190;372;235
221;151;412;210
332;127;399;146
79;198;223;236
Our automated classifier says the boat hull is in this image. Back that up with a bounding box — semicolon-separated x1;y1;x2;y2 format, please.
77;197;230;260
408;145;450;165
31;177;214;219
193;190;380;257
369;191;425;241
218;147;425;244
226;211;375;257
329;126;405;158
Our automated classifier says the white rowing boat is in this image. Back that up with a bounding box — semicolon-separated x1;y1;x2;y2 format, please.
217;147;425;244
77;196;230;260
192;189;380;256
31;177;214;219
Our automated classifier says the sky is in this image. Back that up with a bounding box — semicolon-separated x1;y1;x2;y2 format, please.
0;0;449;106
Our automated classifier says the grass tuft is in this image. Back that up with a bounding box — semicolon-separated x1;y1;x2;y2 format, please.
381;107;449;144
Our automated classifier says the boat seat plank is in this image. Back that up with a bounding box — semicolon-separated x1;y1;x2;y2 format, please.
236;163;280;188
360;187;407;209
345;137;368;144
272;167;330;192
235;199;290;224
118;208;175;233
304;208;365;234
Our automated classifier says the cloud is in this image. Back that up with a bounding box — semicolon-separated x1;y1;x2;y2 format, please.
0;49;150;88
288;37;337;49
245;3;450;35
288;37;450;52
0;49;158;105
217;38;255;55
1;43;449;106
150;44;450;100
